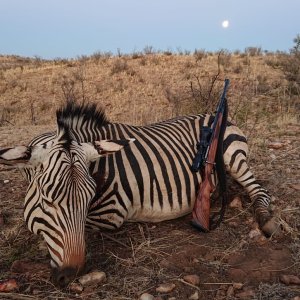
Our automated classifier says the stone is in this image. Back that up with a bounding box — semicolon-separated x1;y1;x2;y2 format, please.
229;197;243;209
248;228;262;239
156;283;176;293
69;282;83;294
183;274;200;286
0;279;18;292
189;291;199;300
268;142;285;149
140;292;155;300
232;282;243;290
78;271;106;287
3;180;10;184
280;274;300;285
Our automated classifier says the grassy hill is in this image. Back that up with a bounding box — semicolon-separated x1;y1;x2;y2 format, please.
0;50;298;131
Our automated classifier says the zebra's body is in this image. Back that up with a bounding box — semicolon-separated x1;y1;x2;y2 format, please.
26;112;270;230
0;102;274;286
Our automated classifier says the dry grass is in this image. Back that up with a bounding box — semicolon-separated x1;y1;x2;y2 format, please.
0;52;299;299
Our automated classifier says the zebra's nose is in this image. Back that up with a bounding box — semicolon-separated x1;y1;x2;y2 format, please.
52;267;78;287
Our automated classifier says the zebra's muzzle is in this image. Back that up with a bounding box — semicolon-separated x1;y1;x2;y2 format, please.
52;266;81;287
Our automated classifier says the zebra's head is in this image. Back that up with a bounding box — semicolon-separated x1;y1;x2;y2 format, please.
0;102;134;287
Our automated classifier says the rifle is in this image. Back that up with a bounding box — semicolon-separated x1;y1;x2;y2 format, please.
191;79;229;232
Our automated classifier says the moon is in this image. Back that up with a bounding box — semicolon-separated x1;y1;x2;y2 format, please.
222;20;229;28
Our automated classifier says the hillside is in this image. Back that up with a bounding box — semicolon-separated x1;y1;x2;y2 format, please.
0;51;298;128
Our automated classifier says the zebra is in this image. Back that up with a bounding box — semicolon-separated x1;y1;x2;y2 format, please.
0;101;277;287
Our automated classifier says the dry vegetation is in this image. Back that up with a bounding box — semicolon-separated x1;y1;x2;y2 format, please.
0;45;299;300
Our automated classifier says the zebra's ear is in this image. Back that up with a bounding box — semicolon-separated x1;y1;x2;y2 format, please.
0;146;31;167
84;138;135;162
0;145;51;168
94;138;135;155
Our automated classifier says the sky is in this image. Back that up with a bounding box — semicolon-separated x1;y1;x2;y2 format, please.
1;0;299;59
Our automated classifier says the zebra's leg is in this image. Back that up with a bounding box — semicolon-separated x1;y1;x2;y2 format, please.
223;127;279;236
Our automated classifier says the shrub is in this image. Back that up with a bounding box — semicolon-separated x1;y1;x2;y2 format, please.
245;47;262;56
193;49;206;62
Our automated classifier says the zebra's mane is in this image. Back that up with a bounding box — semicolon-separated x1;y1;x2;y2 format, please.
56;101;109;143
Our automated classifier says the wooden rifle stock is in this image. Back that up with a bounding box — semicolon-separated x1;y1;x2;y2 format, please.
191;79;229;232
191;115;223;232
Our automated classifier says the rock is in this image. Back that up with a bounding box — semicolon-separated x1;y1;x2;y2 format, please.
78;271;106;287
248;228;262;239
268;142;285;149
183;274;200;286
232;282;243;290
189;291;199;300
0;279;18;292
229;196;243;209
69;282;83;294
156;283;176;293
140;292;155;300
3;180;10;184
280;274;300;285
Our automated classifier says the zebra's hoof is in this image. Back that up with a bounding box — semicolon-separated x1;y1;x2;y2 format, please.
260;217;281;237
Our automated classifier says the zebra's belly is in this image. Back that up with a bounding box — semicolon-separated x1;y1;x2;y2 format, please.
126;199;194;223
127;207;192;223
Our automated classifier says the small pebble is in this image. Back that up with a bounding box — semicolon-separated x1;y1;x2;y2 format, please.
268;142;285;149
3;180;10;184
248;228;262;239
139;292;155;300
78;271;106;287
69;282;83;294
183;274;200;286
233;282;243;290
0;279;18;292
189;291;199;300
156;283;176;293
229;197;243;209
280;274;300;285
